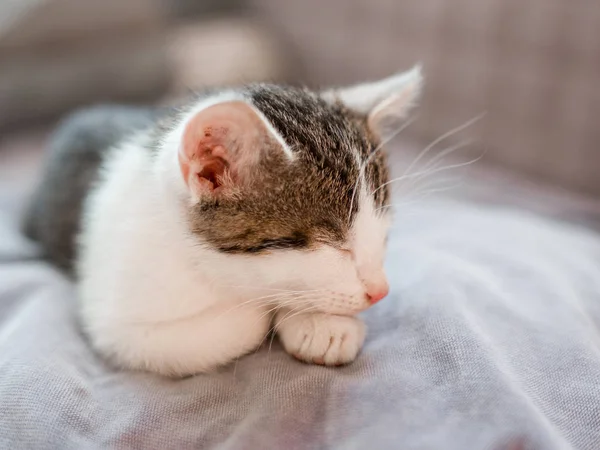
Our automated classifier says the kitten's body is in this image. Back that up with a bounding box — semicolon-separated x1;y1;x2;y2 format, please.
24;106;164;272
24;69;422;376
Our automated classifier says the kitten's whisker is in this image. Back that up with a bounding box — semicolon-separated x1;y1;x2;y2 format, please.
399;113;485;183
379;182;464;213
130;288;324;327
241;294;320;335
401;147;472;195
272;305;320;332
160;292;313;328
392;146;466;200
273;295;317;307
378;172;462;212
392;170;461;198
214;292;299;316
399;178;463;205
373;153;484;195
387;183;463;211
387;182;456;206
215;284;323;294
190;288;325;327
215;287;326;314
214;291;318;321
412;140;472;178
255;297;315;326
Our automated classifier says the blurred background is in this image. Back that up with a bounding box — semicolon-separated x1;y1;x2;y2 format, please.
1;0;600;225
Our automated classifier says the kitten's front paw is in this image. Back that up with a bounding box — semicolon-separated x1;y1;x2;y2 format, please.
275;311;365;366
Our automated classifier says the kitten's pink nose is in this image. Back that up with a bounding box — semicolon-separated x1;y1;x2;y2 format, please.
365;280;389;304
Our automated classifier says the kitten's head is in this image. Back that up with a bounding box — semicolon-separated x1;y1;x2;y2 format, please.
164;67;422;315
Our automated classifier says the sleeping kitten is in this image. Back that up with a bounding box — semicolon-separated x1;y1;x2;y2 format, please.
24;67;422;376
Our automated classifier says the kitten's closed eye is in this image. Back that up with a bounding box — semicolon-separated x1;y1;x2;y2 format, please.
217;233;310;254
338;248;353;257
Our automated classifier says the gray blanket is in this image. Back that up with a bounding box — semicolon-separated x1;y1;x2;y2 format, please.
1;187;600;448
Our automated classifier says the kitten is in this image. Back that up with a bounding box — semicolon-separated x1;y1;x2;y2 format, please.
23;67;422;377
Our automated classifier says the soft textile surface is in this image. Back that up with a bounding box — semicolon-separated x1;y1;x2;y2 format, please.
1;185;600;448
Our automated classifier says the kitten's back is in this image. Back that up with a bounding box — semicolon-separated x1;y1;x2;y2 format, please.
23;105;160;273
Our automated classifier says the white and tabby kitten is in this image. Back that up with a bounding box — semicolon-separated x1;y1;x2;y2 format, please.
24;66;423;376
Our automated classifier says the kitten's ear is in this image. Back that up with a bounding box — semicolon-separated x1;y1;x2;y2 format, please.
322;65;423;135
178;101;282;200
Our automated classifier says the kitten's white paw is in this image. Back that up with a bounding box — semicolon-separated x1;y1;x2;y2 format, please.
275;311;365;366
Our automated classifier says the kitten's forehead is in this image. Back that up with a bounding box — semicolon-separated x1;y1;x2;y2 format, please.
246;84;390;211
247;84;369;161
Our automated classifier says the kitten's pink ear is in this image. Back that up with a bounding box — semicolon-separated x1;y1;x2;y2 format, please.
322;65;423;136
178;101;277;200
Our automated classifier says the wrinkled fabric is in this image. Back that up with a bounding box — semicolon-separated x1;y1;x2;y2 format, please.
1;198;600;450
